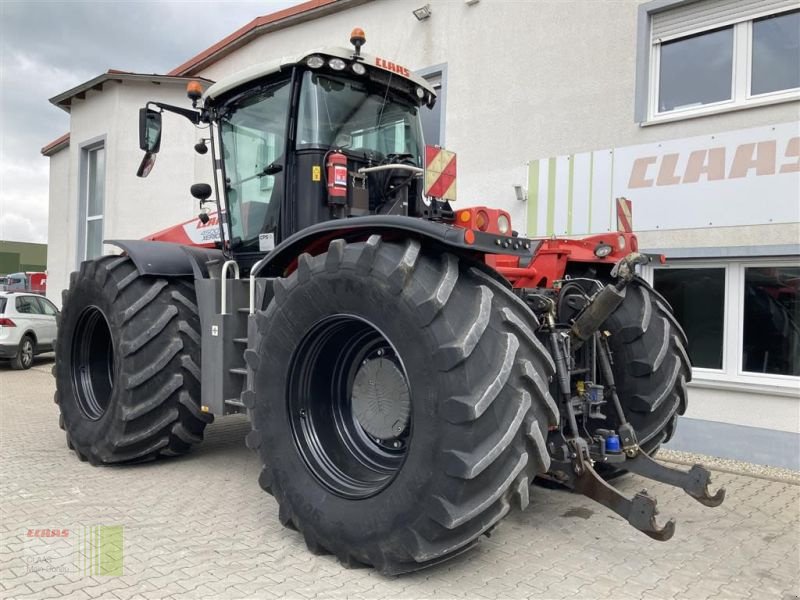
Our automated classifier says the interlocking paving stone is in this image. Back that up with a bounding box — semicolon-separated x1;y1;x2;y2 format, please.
2;360;798;599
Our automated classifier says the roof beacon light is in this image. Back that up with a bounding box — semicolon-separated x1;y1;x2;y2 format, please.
350;27;366;57
186;81;203;108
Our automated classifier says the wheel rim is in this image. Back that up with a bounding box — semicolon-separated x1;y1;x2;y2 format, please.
71;307;114;420
287;315;412;500
21;339;33;367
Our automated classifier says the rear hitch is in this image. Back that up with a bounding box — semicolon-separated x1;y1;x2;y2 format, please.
544;274;726;540
623;450;726;508
553;440;676;541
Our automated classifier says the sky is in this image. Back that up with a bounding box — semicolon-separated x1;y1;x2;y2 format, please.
0;0;303;244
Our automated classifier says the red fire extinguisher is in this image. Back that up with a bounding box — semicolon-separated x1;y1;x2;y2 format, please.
326;152;348;204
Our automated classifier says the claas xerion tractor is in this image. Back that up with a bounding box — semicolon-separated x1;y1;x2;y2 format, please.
54;30;724;574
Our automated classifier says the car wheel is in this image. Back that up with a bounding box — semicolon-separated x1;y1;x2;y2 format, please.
11;335;35;370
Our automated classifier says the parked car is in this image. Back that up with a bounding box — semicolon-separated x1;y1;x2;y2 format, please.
5;272;47;295
0;292;59;370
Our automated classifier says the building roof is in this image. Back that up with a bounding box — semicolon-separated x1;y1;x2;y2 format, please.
168;0;370;76
48;70;213;113
42;71;214;157
41;133;70;157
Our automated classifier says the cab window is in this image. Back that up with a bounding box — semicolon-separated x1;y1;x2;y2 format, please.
220;77;292;248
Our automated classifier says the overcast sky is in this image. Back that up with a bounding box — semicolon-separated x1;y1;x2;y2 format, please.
0;0;303;243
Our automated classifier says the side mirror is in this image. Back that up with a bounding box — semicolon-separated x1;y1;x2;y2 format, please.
136;152;157;178
138;108;162;153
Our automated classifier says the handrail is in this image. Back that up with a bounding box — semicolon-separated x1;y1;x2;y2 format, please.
220;260;240;314
357;164;423;175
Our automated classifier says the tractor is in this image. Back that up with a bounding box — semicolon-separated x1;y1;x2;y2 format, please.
54;30;724;575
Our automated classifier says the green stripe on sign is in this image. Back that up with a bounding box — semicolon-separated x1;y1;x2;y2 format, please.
527;160;540;236
566;155;574;235
546;157;556;236
99;526;124;576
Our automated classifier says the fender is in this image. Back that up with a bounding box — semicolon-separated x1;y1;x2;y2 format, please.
105;239;225;278
252;215;540;277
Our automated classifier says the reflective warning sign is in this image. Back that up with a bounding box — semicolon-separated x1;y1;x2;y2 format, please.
424;146;457;201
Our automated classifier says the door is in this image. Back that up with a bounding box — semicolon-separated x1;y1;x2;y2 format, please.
34;297;59;347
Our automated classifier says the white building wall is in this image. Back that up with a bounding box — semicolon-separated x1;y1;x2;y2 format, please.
45;148;70;307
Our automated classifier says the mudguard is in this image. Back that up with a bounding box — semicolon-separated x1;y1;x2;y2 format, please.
252;215;540;277
105;239;225;278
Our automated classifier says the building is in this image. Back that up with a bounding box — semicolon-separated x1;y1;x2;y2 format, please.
42;0;799;467
0;240;47;275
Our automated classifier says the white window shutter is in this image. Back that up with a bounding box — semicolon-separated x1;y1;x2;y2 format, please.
651;0;798;42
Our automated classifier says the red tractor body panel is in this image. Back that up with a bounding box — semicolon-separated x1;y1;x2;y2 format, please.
453;207;640;288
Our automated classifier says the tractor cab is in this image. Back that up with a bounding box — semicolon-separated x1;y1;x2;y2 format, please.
138;30;444;261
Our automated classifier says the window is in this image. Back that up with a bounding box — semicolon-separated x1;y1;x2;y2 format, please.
742;266;800;376
82;144;106;260
15;296;42;315
417;65;446;147
647;258;800;389
658;27;733;113
34;297;59;317
637;2;800;122
653;267;726;369
751;10;800;96
220;77;292;248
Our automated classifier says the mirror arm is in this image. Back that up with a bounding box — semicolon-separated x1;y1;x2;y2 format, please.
148;101;202;125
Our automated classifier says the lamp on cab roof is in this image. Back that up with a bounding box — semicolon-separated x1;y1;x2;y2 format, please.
350;28;366;57
186;81;203;108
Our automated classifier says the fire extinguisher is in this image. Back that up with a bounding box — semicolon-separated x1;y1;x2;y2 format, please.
326;151;348;204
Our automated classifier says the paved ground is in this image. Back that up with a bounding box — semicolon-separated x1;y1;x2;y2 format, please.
1;359;798;600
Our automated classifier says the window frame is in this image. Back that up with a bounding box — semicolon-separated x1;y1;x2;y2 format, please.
416;63;447;147
637;3;800;125
650;263;730;375
642;257;800;392
78;136;107;264
746;11;800;102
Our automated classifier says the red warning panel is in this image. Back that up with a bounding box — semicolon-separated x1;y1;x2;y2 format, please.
424;145;457;201
616;197;633;233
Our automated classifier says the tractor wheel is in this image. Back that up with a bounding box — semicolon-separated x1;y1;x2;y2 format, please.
54;255;211;464
602;277;691;456
244;236;558;574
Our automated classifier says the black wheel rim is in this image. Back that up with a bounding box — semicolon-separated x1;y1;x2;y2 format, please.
71;307;114;420
288;315;412;499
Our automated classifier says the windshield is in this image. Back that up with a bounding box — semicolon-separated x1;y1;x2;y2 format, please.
220;77;292;247
297;71;424;162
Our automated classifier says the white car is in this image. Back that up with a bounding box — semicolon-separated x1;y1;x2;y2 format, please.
0;292;59;370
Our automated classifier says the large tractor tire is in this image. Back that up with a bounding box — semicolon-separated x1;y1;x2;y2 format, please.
602;277;691;456
243;236;558;574
54;255;211;464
